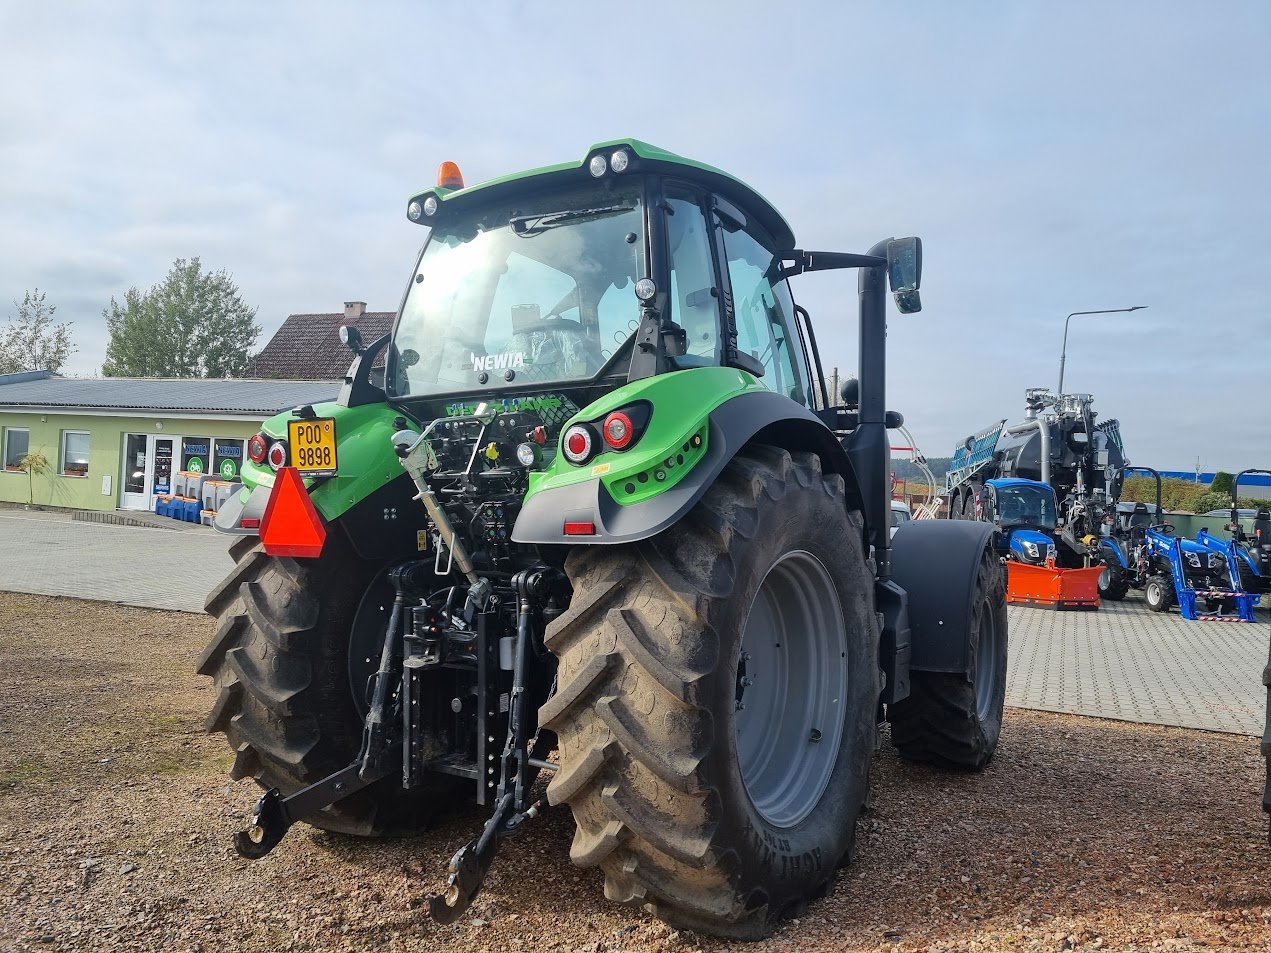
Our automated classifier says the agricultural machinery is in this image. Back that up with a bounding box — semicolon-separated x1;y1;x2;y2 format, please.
197;140;1008;939
963;477;1101;609
1103;468;1255;620
1193;468;1271;596
945;389;1125;576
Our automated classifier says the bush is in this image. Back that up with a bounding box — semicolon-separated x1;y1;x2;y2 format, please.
1121;475;1211;512
1192;491;1236;515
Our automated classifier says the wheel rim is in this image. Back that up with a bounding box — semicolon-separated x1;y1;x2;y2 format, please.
735;551;847;829
973;593;999;723
1098;567;1110;591
1147;580;1162;606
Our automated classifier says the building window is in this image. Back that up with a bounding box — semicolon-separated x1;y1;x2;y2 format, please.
181;436;211;475
211;438;245;481
61;431;90;477
3;428;29;472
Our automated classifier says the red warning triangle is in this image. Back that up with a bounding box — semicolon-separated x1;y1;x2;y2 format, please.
260;466;327;558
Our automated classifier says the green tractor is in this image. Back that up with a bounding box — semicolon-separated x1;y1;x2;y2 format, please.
198;140;1007;939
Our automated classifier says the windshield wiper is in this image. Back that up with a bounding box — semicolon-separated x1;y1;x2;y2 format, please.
510;204;632;237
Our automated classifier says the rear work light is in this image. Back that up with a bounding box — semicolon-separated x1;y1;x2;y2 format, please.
247;433;268;464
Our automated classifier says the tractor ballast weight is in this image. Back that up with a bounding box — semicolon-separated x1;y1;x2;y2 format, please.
198;140;1007;939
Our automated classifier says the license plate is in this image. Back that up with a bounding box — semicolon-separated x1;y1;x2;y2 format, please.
288;417;338;475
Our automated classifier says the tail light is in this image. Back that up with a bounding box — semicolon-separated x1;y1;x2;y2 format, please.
562;425;594;465
267;440;288;471
560;402;652;467
247;433;268;464
602;411;634;450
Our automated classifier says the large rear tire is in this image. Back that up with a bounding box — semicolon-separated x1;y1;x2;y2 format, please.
961;483;983;521
540;447;879;939
889;548;1007;770
198;532;462;836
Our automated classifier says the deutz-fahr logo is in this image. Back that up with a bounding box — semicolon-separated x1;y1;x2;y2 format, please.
471;351;526;373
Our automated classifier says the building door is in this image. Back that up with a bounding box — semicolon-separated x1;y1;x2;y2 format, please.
119;434;176;510
121;433;150;509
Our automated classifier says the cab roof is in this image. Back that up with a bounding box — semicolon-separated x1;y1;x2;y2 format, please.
987;477;1055;492
409;138;796;248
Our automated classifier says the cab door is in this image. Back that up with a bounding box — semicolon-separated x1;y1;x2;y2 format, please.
712;202;814;407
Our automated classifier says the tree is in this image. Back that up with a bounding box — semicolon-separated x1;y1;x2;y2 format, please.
1210;471;1235;498
101;258;261;378
0;289;76;374
18;450;49;508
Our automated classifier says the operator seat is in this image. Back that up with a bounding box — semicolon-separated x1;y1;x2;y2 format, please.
1127;502;1153;542
1254;508;1271;551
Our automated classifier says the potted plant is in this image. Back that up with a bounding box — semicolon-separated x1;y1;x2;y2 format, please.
18;450;50;509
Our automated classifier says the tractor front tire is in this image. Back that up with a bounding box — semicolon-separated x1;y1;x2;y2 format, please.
541;447;879;939
1144;574;1173;612
889;548;1007;770
198;532;460;836
1098;564;1130;601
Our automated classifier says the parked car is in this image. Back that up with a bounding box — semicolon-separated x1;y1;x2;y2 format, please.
890;499;913;537
1203;508;1260;519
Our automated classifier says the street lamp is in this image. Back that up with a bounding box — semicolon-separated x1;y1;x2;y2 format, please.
1057;306;1147;394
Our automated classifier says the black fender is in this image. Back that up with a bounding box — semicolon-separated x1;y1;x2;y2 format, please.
1098;537;1128;568
890;518;997;675
512;389;862;546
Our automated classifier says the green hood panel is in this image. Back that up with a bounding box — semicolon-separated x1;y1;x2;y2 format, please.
237;401;405;522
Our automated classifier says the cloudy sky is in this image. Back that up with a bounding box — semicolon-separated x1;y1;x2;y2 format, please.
2;2;1268;472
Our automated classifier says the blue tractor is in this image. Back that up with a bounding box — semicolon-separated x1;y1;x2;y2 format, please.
1193;468;1271;598
983;478;1058;563
982;478;1102;609
1102;468;1257;620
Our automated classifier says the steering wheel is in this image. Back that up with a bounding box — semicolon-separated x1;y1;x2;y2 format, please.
1156;522;1175;535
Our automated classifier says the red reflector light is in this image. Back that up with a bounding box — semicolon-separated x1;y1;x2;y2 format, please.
241;518;261;529
267;440;288;471
260;467;327;558
562;424;593;465
564;521;596;536
602;411;633;450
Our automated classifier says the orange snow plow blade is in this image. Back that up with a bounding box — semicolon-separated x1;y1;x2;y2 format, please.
1005;562;1102;611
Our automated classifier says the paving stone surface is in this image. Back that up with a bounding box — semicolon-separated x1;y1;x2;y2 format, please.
1;509;1267;736
0;509;232;614
1006;591;1270;736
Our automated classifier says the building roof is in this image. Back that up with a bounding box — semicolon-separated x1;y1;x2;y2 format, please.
248;306;394;379
0;371;340;417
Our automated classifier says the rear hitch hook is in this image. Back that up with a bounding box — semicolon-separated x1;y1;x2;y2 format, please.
232;788;290;859
425;796;542;924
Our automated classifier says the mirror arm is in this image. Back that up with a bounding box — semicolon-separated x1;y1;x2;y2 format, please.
779;250;887;278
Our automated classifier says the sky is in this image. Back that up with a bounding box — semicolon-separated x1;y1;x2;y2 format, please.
2;1;1268;472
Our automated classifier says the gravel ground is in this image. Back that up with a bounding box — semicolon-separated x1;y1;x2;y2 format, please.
2;590;1270;952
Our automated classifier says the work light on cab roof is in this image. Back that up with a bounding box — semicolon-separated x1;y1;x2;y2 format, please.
407;161;465;221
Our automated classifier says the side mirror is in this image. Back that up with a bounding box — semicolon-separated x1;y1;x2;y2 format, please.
886;237;922;313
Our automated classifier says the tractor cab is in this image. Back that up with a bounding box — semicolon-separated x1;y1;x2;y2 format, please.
984;478;1058;565
387;141;818;426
